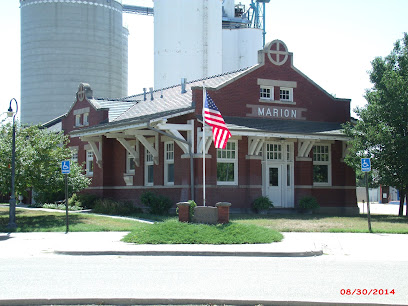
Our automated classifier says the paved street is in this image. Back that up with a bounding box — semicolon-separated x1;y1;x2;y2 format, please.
1;203;407;305
1;230;408;305
0;254;407;305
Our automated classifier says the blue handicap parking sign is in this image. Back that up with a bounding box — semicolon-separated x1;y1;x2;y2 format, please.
61;160;70;174
361;158;371;172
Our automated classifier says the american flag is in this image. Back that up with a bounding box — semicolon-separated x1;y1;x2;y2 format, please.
203;92;231;149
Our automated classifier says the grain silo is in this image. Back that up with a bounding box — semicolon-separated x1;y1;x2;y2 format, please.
20;0;128;124
221;1;263;72
153;0;223;90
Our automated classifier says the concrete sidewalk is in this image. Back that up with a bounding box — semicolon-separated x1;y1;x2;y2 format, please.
2;231;408;259
0;231;322;258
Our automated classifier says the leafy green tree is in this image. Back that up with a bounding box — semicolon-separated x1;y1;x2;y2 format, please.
0;123;90;203
343;33;408;217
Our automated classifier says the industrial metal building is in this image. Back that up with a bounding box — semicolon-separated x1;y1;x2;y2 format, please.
20;0;268;125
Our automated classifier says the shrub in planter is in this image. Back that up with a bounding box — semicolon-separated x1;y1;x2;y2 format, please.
141;191;173;215
252;196;274;213
176;200;197;221
298;196;319;211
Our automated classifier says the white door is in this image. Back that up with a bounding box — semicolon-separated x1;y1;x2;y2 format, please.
267;165;282;207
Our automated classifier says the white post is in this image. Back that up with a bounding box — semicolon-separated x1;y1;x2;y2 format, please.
202;84;206;207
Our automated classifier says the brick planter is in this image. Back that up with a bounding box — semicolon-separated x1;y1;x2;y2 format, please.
176;202;191;223
216;202;231;224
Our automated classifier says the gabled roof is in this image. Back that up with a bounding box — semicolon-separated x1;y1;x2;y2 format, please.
115;67;253;122
88;98;136;122
69;67;253;137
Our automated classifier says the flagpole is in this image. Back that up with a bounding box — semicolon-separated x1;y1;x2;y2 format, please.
202;84;206;207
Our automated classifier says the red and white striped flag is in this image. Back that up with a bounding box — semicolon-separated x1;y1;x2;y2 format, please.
203;92;231;149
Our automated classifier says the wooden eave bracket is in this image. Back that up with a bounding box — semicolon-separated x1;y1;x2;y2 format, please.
106;133;141;167
197;127;213;154
156;120;194;154
297;140;315;158
248;137;265;155
342;141;350;162
82;136;103;168
125;130;159;165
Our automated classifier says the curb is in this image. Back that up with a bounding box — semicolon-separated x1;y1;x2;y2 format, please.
54;249;323;257
0;298;387;306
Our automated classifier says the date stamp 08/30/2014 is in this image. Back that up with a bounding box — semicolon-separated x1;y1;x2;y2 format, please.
340;289;395;296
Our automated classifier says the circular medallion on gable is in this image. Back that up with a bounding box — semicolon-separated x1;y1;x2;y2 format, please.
266;40;289;66
78;84;85;102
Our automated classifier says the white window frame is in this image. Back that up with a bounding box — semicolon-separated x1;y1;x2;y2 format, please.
279;87;293;102
86;150;94;176
164;141;175;186
83;112;89;126
313;144;332;186
126;147;136;174
216;140;238;185
265;143;283;161
75;114;82;127
260;85;274;100
72;151;78;164
145;148;154;186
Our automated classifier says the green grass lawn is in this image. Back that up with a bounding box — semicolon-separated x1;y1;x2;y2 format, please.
0;207;145;232
2;206;408;246
123;219;283;244
231;213;408;234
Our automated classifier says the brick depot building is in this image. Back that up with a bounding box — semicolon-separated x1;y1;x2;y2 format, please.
62;40;358;214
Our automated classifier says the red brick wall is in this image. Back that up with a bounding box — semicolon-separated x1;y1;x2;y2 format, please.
193;52;350;124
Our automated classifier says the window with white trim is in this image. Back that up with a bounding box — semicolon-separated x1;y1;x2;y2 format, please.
72;151;78;163
145;148;154;186
75;114;82;127
86;150;94;176
279;87;293;102
217;140;238;185
313;145;331;185
266;143;282;161
83;113;89;126
126;148;135;174
164;142;174;185
260;86;274;100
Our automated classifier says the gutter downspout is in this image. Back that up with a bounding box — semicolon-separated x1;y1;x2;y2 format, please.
146;124;195;202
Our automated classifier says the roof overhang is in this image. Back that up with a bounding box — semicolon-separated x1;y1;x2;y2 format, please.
198;116;350;141
70;108;195;138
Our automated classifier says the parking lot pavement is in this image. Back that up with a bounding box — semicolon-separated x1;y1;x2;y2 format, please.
358;202;405;215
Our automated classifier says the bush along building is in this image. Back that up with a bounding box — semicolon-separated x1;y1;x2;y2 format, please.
62;40;358;214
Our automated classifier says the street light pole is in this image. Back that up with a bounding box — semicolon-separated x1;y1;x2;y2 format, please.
7;98;18;230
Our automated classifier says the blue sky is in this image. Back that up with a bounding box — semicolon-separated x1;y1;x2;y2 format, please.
1;0;407;121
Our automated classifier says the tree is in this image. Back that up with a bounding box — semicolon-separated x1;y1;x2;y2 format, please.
343;33;408;217
0;123;90;203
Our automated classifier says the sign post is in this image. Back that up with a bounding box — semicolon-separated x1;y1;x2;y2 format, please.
361;158;372;233
61;161;70;233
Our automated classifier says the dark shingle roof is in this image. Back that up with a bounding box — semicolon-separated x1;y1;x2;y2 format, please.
224;117;344;134
196;115;346;139
114;67;253;122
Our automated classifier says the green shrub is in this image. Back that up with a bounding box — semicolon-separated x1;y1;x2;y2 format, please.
252;196;274;212
42;203;82;211
68;194;81;207
76;193;99;209
93;198;142;216
298;196;319;210
187;200;197;219
140;191;173;215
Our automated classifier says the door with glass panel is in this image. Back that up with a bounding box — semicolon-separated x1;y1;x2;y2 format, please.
264;142;294;208
267;165;282;207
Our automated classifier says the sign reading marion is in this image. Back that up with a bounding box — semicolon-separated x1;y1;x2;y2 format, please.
246;104;307;120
